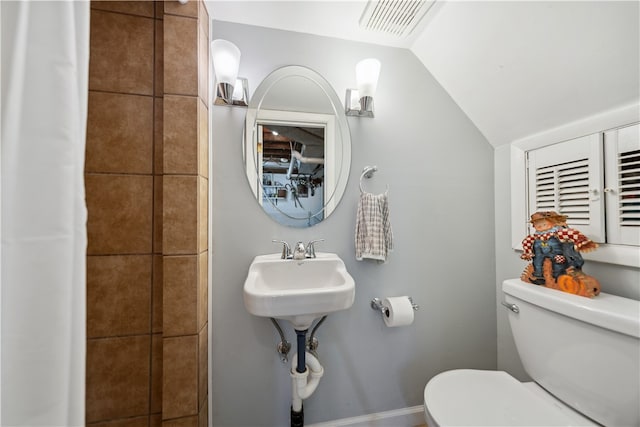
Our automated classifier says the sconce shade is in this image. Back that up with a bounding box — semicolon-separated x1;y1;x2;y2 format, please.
211;39;241;104
211;39;241;85
346;58;380;117
355;58;381;98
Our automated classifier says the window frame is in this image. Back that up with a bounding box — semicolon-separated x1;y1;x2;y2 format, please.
510;102;640;267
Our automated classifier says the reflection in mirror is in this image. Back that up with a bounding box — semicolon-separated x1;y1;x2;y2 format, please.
261;124;326;225
244;66;351;228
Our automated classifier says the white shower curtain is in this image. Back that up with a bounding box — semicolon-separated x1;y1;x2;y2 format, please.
1;1;89;425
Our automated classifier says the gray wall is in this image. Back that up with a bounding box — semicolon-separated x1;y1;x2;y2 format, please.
210;21;496;426
493;144;640;380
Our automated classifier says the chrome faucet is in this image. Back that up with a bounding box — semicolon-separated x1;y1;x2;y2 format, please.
293;241;306;260
273;239;325;260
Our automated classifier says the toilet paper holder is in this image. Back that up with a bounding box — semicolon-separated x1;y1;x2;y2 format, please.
371;297;419;317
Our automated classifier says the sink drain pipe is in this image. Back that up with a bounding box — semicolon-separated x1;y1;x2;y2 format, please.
291;351;324;421
291;329;324;426
295;329;307;373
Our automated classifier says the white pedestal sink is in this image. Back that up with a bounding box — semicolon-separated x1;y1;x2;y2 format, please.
243;252;355;330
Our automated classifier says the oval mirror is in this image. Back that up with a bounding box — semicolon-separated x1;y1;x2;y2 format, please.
243;66;351;227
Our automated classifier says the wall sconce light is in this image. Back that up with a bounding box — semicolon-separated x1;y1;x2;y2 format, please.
345;58;381;118
211;39;249;106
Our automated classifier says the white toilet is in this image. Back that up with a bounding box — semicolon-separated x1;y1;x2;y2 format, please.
423;278;640;427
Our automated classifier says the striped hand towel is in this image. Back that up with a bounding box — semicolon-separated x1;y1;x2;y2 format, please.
355;191;393;262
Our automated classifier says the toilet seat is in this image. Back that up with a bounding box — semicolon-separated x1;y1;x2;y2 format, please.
423;369;597;427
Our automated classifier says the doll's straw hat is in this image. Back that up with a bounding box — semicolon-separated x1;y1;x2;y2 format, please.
530;211;568;224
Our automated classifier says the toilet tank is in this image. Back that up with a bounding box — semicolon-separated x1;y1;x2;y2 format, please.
503;279;640;427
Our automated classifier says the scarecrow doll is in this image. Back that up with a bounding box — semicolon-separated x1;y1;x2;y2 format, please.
520;211;600;297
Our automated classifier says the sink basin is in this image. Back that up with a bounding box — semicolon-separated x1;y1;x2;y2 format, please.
243;252;355;330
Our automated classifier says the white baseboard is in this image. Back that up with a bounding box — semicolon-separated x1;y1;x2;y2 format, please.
306;405;425;427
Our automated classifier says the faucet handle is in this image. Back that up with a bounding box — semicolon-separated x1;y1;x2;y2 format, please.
272;240;291;259
306;239;325;258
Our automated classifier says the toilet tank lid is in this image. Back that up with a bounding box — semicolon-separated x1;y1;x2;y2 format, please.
503;279;640;338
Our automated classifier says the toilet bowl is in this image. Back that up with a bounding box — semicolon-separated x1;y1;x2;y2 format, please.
423;279;640;427
423;369;596;427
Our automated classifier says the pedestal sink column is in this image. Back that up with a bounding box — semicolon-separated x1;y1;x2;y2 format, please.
292;329;307;426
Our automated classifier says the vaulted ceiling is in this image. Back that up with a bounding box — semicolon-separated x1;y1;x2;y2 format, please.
207;0;640;147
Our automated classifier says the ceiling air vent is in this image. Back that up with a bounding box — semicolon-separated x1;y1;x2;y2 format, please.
359;0;435;38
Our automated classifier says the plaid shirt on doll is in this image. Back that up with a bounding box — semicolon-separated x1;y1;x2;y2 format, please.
521;227;593;260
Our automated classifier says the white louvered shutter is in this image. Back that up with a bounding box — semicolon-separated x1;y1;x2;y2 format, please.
604;123;640;246
527;133;605;242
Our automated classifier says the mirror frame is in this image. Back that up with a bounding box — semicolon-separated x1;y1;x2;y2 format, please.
243;65;352;227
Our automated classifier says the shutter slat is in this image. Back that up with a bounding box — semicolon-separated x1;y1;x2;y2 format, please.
561;201;590;207
561;193;589;199
620;160;640;169
559;173;589;183
560;191;589;196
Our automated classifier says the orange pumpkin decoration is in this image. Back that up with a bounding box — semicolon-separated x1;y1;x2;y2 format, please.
520;259;600;298
554;273;600;298
557;274;580;293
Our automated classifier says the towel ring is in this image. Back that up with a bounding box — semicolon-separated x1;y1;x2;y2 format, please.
359;165;389;193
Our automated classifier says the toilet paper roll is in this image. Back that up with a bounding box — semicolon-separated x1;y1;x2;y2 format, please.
383;296;414;327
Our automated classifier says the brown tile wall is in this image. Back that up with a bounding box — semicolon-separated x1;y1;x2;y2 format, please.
162;0;209;424
86;1;209;425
